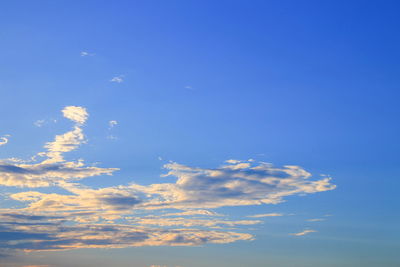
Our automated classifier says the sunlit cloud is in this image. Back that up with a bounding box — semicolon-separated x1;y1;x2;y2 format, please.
247;213;283;218
0;106;335;254
290;229;317;236
61;106;88;125
0;135;9;146
0;106;116;187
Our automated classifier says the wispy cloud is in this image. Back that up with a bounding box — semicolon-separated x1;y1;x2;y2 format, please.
80;51;95;57
0;135;9;146
0;106;116;187
247;213;283;218
290;229;317;236
34;120;45;127
307;218;325;222
109;120;118;128
110;75;124;83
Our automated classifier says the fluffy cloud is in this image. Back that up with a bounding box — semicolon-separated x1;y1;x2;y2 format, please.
0;106;335;254
130;161;336;209
61;106;88;125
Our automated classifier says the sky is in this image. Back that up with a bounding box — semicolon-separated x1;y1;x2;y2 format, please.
0;1;399;266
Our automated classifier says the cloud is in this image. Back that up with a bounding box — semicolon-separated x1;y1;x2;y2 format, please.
130;217;261;228
247;213;283;218
132;160;336;209
0;106;116;187
0;221;253;252
61;106;88;125
0;106;335;254
110;76;124;83
290;229;317;236
80;51;94;57
109;120;118;128
34;120;45;127
107;135;118;140
306;218;325;222
0;136;9;146
162;210;223;217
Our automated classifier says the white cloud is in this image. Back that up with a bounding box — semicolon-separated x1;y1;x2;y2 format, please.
0;135;9;146
34;119;45;127
109;120;118;128
110;75;124;83
107;135;118;140
290;229;317;236
80;51;95;57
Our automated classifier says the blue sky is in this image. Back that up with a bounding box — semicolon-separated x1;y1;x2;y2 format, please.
0;1;399;266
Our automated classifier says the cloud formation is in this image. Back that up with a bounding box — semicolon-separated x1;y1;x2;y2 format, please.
0;136;9;146
290;229;317;236
80;51;94;57
110;76;124;83
0;106;116;187
109;120;118;128
61;106;88;125
0;106;335;254
247;213;283;218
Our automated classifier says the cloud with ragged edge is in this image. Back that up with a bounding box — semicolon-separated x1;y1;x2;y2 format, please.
0;106;335;254
0;135;10;146
247;213;283;218
290;229;317;236
0;106;116;187
110;75;124;83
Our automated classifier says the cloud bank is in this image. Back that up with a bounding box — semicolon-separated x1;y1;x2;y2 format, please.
0;106;335;254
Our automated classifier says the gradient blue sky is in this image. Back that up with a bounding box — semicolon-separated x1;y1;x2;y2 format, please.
0;1;399;266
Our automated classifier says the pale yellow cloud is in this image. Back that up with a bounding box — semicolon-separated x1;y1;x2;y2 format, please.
0;135;9;146
0;106;335;254
290;229;317;236
62;106;88;125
